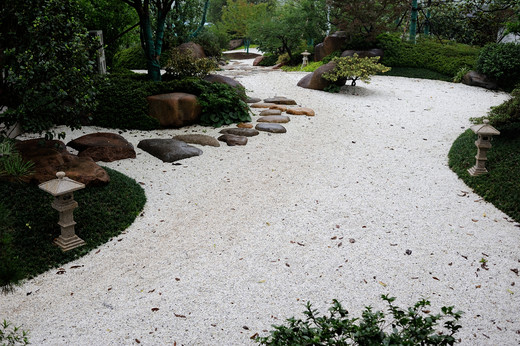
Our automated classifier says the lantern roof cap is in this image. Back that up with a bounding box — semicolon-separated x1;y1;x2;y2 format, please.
301;50;311;56
470;119;500;136
39;172;85;196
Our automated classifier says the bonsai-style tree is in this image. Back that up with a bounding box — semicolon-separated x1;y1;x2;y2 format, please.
323;54;391;86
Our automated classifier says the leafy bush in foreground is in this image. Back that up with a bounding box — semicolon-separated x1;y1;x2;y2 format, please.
0;320;29;345
471;88;520;129
164;47;217;79
256;295;463;345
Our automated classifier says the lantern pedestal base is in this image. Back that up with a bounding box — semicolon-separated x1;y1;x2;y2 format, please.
468;165;488;176
54;235;86;252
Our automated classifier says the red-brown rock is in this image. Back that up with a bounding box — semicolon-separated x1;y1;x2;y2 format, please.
253;56;265;66
315;31;347;61
147;93;201;128
177;42;206;59
286;107;315;116
297;62;347;91
15;139;109;186
67;132;136;162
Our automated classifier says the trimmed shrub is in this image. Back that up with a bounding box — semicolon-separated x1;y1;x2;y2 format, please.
192;27;229;58
164;48;217;79
323;55;391;86
377;34;479;78
471;88;520;129
257;53;279;67
113;45;148;70
476;43;520;90
93;75;250;129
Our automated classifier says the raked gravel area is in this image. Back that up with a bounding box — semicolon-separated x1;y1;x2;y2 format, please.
2;67;520;345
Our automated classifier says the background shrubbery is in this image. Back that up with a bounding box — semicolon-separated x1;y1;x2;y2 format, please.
93;74;250;129
476;43;520;90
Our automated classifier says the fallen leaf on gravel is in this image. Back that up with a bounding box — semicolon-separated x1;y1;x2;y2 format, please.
336;225;340;229
390;243;398;246
433;277;440;281
297;242;305;246
285;263;290;267
250;333;259;339
472;219;478;222
56;269;66;275
174;313;186;318
511;269;519;276
243;326;249;330
148;289;155;293
349;238;355;243
379;281;387;287
331;236;337;240
151;308;159;312
405;249;412;255
476;285;481;288
507;289;514;295
135;339;141;343
338;242;343;247
422;310;431;314
258;280;266;283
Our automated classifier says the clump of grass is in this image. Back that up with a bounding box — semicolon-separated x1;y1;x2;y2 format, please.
0;167;146;289
448;128;520;222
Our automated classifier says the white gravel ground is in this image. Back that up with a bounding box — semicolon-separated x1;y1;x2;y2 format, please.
2;65;520;345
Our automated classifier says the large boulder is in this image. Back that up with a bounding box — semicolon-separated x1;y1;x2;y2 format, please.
67;133;136;162
229;39;244;50
147;93;201;128
462;70;498;90
253;56;265;66
203;74;247;100
177;42;206;59
314;31;347;62
15;139;109;186
297;62;347;91
341;48;384;59
137;139;202;162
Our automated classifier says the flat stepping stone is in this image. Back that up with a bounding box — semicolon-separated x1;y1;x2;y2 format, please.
218;134;248;146
263;96;297;105
257;115;290;123
137;139;202;162
237;123;253;128
220;128;259;137
251;103;277;108
246;97;262;103
67;132;136;162
286;107;315;116
269;105;288;112
172;134;220;147
259;109;282;116
255;123;287;133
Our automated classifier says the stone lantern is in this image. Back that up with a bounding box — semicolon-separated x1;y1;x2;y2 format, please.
301;50;311;68
468;119;500;176
39;172;86;251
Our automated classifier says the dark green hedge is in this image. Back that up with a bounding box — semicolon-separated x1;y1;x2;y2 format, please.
477;43;520;90
93;74;250;129
377;34;480;78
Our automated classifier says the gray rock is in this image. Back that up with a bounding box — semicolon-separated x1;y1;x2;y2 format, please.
218;134;248;146
172;134;220;147
219;128;260;137
257;115;291;123
259;109;282;116
263;96;297;105
255;123;287;133
246;97;262;104
462;70;498;90
137;139;202;162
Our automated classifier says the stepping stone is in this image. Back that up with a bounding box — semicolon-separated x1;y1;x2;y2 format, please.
250;103;277;108
257;115;290;123
269;105;288;112
237;123;253;128
218;134;248;146
255;123;287;133
137;139;202;162
67;132;136;162
259;109;282;116
263;96;297;105
220;128;259;137
172;134;220;147
246;97;262;103
286;107;315;116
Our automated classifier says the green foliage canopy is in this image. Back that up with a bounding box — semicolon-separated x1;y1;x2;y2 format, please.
323;55;391;86
0;0;98;138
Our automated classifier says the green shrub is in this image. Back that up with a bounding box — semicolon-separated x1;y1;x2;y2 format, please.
0;203;24;294
281;61;324;72
93;75;250;129
471;88;520;129
323;55;391;86
321;50;341;64
0;138;34;180
0;320;29;345
257;54;279;67
453;66;471;83
377;34;479;78
164;48;217;79
256;295;463;345
192;27;228;58
113;45;148;70
476;43;520;90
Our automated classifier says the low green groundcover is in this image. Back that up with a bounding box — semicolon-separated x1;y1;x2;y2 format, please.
448;128;520;222
0;167;146;287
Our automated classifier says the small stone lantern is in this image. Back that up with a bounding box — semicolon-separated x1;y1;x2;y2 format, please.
39;172;86;251
468;120;500;176
301;50;311;68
